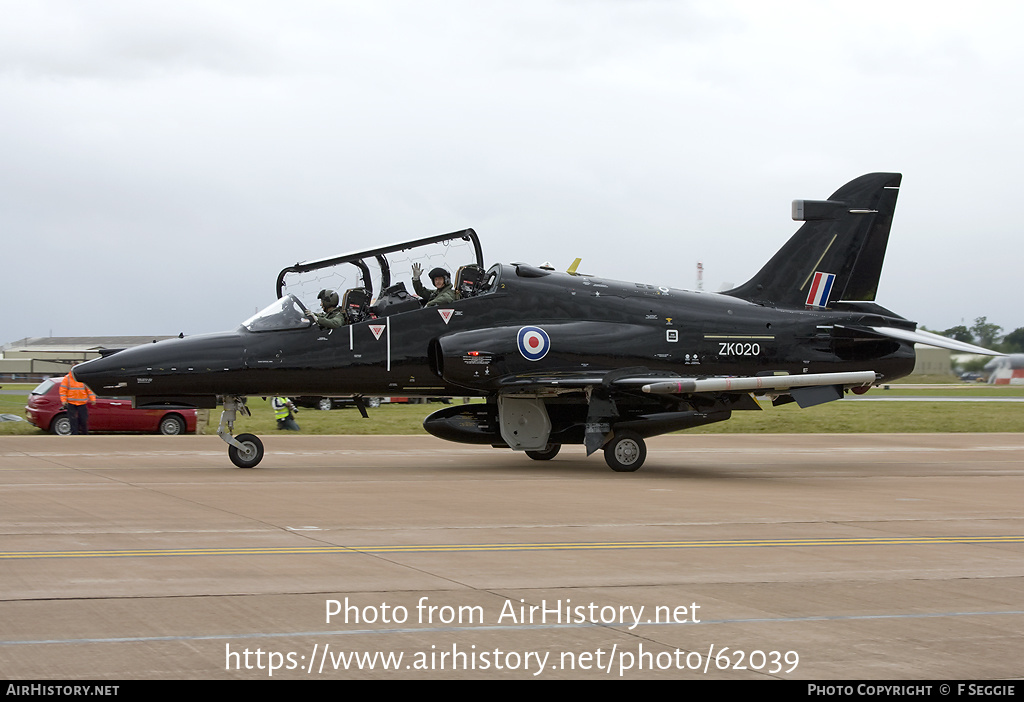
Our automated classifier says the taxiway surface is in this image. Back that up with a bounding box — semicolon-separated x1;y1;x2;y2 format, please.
1;433;1022;680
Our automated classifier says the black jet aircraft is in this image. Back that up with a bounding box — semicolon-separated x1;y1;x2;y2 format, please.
74;173;1001;471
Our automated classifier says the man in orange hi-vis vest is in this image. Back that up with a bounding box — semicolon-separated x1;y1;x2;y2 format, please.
59;364;97;435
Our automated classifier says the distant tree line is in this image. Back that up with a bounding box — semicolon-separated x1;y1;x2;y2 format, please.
930;317;1024;354
919;317;1023;374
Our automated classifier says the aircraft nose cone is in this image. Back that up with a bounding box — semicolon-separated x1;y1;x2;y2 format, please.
72;331;247;399
73;354;123;392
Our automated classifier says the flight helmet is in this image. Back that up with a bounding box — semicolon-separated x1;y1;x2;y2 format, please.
428;267;450;285
318;289;340;309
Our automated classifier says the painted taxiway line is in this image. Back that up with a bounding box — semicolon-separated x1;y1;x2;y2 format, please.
0;448;498;459
2;443;1020;460
3;609;1024;648
3;534;1022;560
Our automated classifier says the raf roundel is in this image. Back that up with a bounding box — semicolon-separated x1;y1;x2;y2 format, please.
517;326;550;362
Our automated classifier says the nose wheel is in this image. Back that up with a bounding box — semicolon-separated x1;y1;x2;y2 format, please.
228;433;265;469
218;396;265;468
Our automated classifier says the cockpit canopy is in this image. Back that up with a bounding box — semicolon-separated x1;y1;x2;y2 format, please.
247;231;500;332
275;228;484;302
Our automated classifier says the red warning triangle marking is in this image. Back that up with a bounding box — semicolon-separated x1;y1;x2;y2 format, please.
438;308;454;324
369;324;386;340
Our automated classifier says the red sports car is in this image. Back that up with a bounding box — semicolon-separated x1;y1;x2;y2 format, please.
25;377;198;435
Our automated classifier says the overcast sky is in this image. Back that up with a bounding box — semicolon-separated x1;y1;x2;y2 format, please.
2;0;1021;342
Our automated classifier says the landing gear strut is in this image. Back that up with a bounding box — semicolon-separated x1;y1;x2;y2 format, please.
218;396;265;468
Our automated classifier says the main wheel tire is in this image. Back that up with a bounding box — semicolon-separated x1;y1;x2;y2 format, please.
317;398;333;411
50;414;72;436
228;433;265;468
525;444;561;461
158;414;186;435
604;431;646;472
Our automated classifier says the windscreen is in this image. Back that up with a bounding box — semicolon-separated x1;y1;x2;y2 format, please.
242;295;313;332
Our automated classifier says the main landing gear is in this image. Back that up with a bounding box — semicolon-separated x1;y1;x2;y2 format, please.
218;396;265;468
522;433;649;472
603;431;646;472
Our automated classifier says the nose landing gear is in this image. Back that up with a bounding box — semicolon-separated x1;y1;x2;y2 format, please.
218;396;265;468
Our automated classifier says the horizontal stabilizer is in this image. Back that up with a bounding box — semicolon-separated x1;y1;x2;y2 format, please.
862;326;1005;356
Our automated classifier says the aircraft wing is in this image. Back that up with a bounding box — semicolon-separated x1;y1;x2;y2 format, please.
495;368;670;390
486;368;877;456
495;368;877;395
639;370;877;395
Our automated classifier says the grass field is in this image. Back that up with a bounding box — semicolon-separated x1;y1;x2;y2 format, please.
2;381;1022;436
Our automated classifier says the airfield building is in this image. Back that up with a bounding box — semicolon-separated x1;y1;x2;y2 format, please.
0;337;174;382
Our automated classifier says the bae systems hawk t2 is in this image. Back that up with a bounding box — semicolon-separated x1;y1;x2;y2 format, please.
74;173;1001;471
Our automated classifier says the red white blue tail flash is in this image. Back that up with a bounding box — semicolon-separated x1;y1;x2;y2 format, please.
805;272;836;308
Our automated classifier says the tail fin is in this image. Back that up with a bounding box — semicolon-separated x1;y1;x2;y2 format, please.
723;172;902;308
